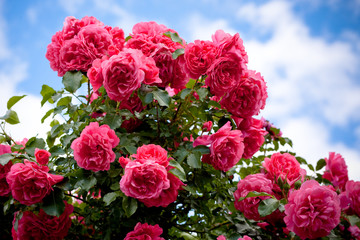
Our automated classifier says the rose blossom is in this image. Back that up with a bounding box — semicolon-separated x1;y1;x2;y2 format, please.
239;118;266;159
12;202;73;240
184;40;219;79
131;144;170;167
34;148;51;165
193;122;244;171
220;69;267;118
102;48;160;102
234;173;275;221
205;52;245;97
45;31;65;76
124;222;165;240
120;161;170;202
71;122;119;172
6;160;64;205
340;180;360;216
0;144;12;196
322;152;348;191
119;93;145;132
202;121;213;132
263;152;306;187
141;170;184;207
284;180;341;239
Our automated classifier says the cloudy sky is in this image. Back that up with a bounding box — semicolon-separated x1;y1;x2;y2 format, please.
1;0;359;180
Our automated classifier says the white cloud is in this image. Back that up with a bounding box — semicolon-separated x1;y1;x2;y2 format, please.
185;13;237;41
237;0;360;126
57;0;85;15
26;7;38;24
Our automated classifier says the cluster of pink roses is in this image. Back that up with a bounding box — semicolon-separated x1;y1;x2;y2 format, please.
119;144;184;207
234;151;360;239
124;222;165;240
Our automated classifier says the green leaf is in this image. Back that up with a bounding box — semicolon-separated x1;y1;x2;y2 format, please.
62;71;83;93
7;95;26;109
125;35;132;41
186;79;196;89
196;88;208;101
144;92;154;105
41;109;54;123
74;176;97;191
187;152;202;169
193;145;210;155
40;85;56;106
103;192;119;206
103;113;123;129
348;215;360;226
180;88;192;100
0;153;13;166
172;48;185;59
0;110;20;124
169;160;187;182
122;196;138;217
153;89;170;107
258;198;280;217
124;145;137;155
41;188;65;217
24;137;46;155
57;96;72;107
316;158;326;171
237;191;275;201
173;148;188;163
49;146;65;156
163;31;184;45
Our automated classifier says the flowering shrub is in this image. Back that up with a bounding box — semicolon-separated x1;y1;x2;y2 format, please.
0;16;360;239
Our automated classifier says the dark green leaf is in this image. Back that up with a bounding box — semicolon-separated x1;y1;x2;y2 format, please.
237;191;274;201
316;158;326;171
49;146;65;156
0;153;13;166
187;152;202;169
122;196;138;217
103;192;120;206
24;137;46;155
173;148;188;163
258;198;280;217
153;89;170;107
0;110;20;124
144;92;154;105
172;48;185;59
348;215;360;226
7;95;26;109
169;160;187;182
125;35;132;41
62;71;83;93
180;88;192;100
40;85;56;106
74;176;97;191
103;113;122;129
208;100;221;109
193;145;210;155
124;145;137;155
41;188;65;217
196;88;208;101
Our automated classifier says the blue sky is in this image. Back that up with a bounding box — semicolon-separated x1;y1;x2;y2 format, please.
1;0;360;180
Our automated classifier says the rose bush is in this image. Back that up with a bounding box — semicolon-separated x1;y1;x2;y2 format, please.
0;15;359;239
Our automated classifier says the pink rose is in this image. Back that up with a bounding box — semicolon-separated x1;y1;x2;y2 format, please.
205;52;245;97
263;152;306;187
202;121;213;132
88;57;107;92
234;173;275;221
141;170;184;207
184;40;219;79
349;225;360;239
132;144;170;167
59;38;93;73
106;26;125;51
239;118;266;159
71;122;119;172
78;25;113;59
124;222;165;240
284;180;341;239
6;160;64;205
211;30;248;64
217;236;252;240
45;31;65;76
220;70;267;118
132;21;170;36
322;152;348;191
340;180;360;216
119;93;145;132
34;148;51;165
12;202;73;240
102;48;152;102
62;16;103;41
120;161;170;202
0;145;12;196
193;122;244;171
